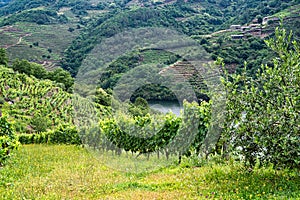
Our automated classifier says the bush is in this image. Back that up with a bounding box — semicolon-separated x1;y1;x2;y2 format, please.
49;124;82;145
18;132;49;144
18;125;82;145
0;116;20;166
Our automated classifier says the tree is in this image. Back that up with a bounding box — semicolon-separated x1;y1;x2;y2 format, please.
257;15;263;24
222;27;300;168
0;48;8;67
128;97;150;117
30;114;50;133
95;88;112;106
12;59;32;75
48;68;74;92
11;59;48;79
31;63;47;79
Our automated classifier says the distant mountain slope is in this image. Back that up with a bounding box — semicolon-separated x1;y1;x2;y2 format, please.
61;0;300;77
0;9;68;26
0;0;88;16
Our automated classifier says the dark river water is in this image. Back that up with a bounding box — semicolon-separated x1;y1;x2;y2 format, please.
148;100;182;116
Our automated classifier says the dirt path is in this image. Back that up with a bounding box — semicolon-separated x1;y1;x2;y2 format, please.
202;29;230;37
2;33;31;49
211;29;230;35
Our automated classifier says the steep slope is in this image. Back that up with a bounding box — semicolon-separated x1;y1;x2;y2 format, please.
0;66;73;133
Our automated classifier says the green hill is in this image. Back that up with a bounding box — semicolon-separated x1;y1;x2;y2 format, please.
0;66;73;133
60;0;300;78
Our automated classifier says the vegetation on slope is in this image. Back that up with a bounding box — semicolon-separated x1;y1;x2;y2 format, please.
0;9;68;26
58;0;300;97
0;116;19;166
0;65;73;133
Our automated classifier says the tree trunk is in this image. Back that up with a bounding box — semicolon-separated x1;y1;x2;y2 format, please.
178;152;182;164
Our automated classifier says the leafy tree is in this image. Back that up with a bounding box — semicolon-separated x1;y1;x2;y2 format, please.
95;88;112;106
12;59;32;75
222;28;300;168
48;68;74;92
257;15;263;24
0;48;8;67
30;114;51;133
31;63;47;79
11;59;48;79
129;97;150;117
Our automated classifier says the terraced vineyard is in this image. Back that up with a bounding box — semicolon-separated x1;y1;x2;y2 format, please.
0;66;73;133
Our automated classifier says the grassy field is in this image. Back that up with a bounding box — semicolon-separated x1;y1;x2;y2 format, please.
0;145;299;199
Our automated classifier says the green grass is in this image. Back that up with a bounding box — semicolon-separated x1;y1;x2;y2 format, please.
0;145;299;199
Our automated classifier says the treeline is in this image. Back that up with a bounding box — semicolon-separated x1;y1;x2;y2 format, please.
0;0;10;8
0;0;56;16
0;0;97;16
0;48;74;91
202;35;276;76
0;9;68;26
0;0;133;18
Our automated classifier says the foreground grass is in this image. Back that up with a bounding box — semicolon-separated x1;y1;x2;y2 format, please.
0;145;299;199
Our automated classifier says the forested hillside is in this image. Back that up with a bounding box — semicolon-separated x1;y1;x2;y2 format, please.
61;0;300;77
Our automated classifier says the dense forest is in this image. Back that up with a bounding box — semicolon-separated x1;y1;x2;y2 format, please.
0;0;299;199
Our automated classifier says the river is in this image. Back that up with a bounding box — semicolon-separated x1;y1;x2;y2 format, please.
148;100;182;116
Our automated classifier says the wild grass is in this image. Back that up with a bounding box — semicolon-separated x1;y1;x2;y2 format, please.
0;145;299;199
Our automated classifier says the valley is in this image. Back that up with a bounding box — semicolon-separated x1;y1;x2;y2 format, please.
0;0;299;199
